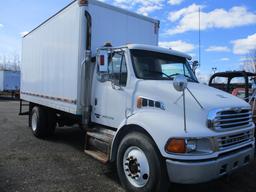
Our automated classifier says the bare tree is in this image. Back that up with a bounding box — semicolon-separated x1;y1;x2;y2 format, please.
0;54;21;71
244;49;256;73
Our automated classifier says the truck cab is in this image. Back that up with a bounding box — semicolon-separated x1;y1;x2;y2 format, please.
86;44;255;190
91;44;196;128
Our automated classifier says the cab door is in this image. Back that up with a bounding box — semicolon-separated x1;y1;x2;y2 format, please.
105;51;129;128
91;50;129;128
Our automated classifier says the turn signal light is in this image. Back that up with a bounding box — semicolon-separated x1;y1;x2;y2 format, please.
165;139;186;153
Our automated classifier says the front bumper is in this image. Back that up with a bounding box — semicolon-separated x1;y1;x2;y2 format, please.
166;147;254;184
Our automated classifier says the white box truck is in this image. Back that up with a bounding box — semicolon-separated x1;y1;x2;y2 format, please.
20;0;255;191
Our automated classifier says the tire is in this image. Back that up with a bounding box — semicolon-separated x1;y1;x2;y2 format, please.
30;106;56;138
116;132;169;192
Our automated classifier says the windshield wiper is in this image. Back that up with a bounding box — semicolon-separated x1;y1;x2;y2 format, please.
169;73;196;82
143;70;197;82
183;74;197;82
143;70;173;80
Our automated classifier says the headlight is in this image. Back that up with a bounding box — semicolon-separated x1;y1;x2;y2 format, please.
165;138;214;155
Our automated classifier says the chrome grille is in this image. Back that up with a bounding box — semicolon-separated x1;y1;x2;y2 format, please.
217;130;254;150
208;107;254;131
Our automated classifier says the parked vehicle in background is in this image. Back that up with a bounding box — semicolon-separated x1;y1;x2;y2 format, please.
209;71;256;123
209;71;255;100
232;88;253;100
0;70;20;98
20;1;255;192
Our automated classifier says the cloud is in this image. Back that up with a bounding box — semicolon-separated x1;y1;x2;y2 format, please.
167;4;256;35
232;33;256;55
159;40;195;52
168;0;184;5
206;46;230;52
168;4;202;22
20;31;29;37
137;5;162;16
113;0;163;15
220;58;230;61
0;24;3;28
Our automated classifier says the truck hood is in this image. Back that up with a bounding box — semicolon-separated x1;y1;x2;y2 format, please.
134;80;251;135
135;80;249;110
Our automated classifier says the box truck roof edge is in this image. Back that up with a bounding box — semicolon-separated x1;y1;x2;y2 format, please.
22;0;160;39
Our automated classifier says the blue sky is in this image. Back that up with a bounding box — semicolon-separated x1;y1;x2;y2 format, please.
0;0;255;81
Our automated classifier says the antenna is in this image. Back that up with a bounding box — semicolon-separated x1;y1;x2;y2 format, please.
199;7;201;65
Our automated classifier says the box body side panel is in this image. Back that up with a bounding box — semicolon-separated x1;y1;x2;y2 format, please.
89;3;158;55
21;2;82;114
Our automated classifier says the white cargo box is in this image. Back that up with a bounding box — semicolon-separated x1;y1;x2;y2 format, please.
21;0;159;115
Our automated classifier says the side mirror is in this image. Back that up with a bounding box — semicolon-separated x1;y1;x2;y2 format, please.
97;50;109;73
173;75;188;92
191;60;199;73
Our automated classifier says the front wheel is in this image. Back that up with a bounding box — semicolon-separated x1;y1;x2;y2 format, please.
116;132;169;192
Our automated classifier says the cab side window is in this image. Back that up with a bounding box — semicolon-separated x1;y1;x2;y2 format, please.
109;52;128;87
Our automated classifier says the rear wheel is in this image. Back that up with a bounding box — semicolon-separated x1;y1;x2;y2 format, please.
31;106;56;138
116;132;169;192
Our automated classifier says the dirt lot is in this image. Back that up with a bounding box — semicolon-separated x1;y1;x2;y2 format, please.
0;97;255;192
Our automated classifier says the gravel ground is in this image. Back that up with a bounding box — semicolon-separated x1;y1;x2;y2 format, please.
0;97;255;192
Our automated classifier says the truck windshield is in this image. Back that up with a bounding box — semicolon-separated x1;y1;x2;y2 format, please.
130;49;198;82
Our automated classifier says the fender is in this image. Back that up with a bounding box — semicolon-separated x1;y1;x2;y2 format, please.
109;110;184;162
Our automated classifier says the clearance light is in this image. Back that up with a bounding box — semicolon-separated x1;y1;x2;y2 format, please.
104;42;112;47
79;0;88;6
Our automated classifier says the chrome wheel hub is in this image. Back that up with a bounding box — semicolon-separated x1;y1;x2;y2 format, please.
123;146;150;188
31;112;37;132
